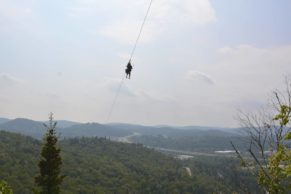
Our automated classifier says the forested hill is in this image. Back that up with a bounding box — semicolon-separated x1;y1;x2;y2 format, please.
0;131;243;194
0;118;10;124
0;118;132;139
0;118;241;139
0;118;249;156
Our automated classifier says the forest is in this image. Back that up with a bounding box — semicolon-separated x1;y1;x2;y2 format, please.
0;130;260;194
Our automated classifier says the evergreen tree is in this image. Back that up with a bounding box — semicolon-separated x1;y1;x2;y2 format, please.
34;113;65;194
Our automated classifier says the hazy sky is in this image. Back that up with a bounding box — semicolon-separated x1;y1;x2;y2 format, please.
1;0;291;127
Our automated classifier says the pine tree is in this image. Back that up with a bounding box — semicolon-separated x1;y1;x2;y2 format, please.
34;113;65;194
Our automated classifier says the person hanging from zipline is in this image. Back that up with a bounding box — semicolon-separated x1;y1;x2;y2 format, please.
125;60;133;79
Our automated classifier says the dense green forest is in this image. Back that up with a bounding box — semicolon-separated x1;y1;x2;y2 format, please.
0;131;261;193
182;156;263;193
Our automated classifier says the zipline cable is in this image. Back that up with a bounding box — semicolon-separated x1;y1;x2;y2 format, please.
129;0;154;62
106;75;126;122
106;0;154;122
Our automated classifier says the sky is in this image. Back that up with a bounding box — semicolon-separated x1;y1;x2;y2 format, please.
0;0;291;127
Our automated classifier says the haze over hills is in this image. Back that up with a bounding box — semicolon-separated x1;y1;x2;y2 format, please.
0;118;131;139
0;118;81;129
0;118;241;137
62;123;131;138
0;118;247;152
0;118;44;139
0;118;10;124
54;120;82;128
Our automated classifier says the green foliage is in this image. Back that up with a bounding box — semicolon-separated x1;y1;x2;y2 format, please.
0;130;258;194
273;105;291;126
60;137;199;194
234;100;291;194
34;114;65;194
285;132;291;140
182;156;263;194
257;105;291;193
258;144;288;193
0;131;40;194
0;180;13;194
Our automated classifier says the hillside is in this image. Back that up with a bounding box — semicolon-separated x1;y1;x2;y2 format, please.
62;123;131;138
0;119;131;139
0;118;45;139
0;118;10;124
130;129;248;152
1;131;254;194
0;118;246;153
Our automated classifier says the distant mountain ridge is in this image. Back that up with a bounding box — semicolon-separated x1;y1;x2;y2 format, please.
0;118;131;139
60;123;131;138
0;117;10;124
0;118;245;152
0;118;240;138
54;120;81;128
0;118;44;139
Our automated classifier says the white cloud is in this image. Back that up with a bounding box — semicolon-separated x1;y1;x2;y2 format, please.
69;0;216;44
214;44;291;88
167;44;291;127
0;73;23;87
137;90;176;103
102;77;176;104
0;1;33;21
151;0;216;24
185;70;215;85
100;20;160;44
208;45;291;98
0;0;45;37
117;53;131;61
103;78;137;97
